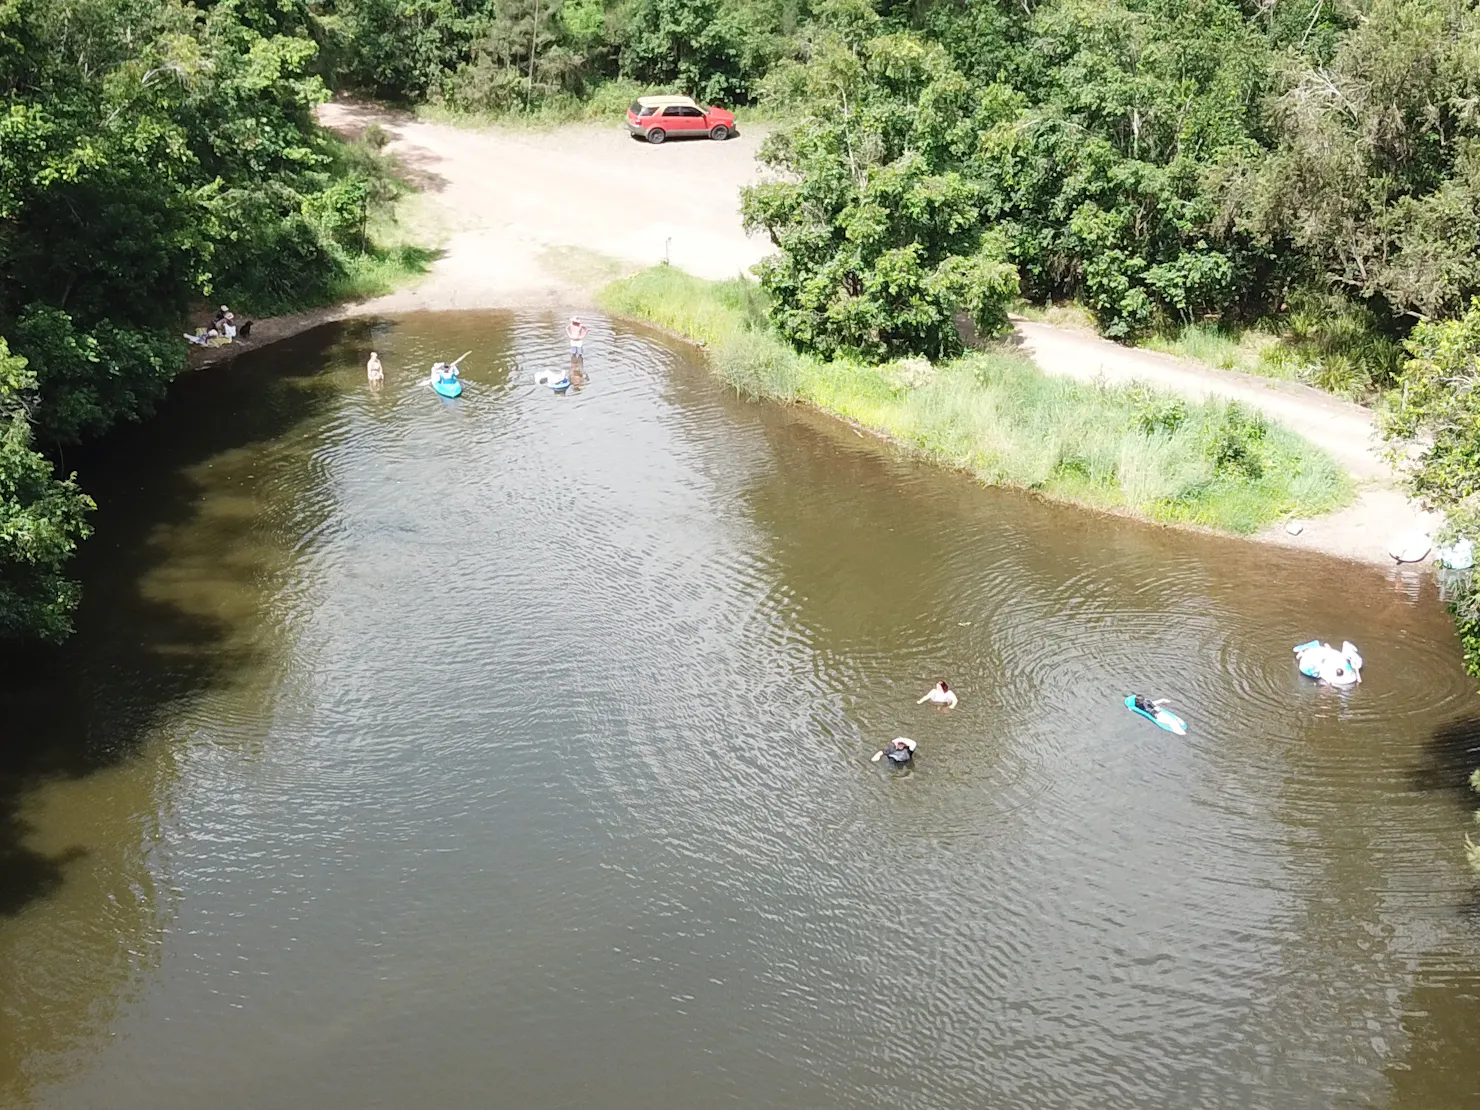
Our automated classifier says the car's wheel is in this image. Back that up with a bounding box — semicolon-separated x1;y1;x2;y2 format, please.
647;128;667;145
709;124;730;141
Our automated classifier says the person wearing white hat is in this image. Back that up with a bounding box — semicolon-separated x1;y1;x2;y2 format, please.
872;737;917;766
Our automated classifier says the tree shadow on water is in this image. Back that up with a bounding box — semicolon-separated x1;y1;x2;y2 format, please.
1414;715;1480;800
0;320;367;919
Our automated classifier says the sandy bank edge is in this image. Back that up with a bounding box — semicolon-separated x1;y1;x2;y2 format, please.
191;98;1423;572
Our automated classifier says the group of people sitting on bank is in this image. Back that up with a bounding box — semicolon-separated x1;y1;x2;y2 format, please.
184;305;253;347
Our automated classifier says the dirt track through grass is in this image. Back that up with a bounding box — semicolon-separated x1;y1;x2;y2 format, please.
211;99;1423;566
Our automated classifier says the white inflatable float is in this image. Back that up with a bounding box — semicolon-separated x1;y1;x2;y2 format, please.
1389;531;1432;563
1437;537;1475;570
1293;640;1363;687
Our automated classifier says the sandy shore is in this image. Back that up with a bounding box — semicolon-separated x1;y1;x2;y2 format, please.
194;98;772;367
197;99;1424;568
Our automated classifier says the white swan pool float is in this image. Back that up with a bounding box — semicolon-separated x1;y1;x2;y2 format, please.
1437;538;1474;570
1294;640;1363;687
1389;531;1432;563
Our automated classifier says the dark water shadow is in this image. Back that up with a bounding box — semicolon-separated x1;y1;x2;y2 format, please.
0;320;368;918
1412;715;1480;921
1387;959;1480;1108
1413;715;1480;800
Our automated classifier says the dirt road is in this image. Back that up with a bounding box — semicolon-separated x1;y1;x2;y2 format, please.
1012;321;1428;566
331;99;772;307
207;101;1423;567
197;100;773;357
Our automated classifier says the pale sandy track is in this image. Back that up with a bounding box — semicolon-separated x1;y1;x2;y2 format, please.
1011;321;1427;566
200;100;1425;567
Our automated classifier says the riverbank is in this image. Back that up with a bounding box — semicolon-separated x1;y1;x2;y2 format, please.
192;97;772;370
197;100;1419;567
600;267;1351;537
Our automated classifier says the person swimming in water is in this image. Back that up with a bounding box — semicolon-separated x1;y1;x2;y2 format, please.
871;737;917;766
917;681;958;708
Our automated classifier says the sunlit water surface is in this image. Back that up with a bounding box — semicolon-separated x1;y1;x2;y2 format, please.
2;312;1479;1109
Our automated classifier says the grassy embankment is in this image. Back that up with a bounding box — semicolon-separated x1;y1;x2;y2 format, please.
316;126;441;307
603;267;1353;534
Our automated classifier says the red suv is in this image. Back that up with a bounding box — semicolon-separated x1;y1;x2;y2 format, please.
625;96;736;144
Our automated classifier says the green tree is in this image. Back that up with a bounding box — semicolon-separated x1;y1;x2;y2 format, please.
450;0;585;112
1238;0;1480;321
1469;770;1480;874
1382;301;1480;529
970;0;1276;336
617;0;771;104
743;26;1018;359
0;339;94;642
333;0;482;100
1382;300;1480;677
0;0;376;639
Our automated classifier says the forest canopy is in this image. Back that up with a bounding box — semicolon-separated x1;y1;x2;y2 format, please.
0;0;400;641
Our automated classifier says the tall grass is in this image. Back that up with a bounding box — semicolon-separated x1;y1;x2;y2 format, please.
602;268;1353;534
1018;294;1404;403
1140;299;1403;401
1141;322;1288;377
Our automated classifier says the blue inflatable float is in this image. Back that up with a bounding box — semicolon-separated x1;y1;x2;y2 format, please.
1124;695;1188;735
1293;639;1362;686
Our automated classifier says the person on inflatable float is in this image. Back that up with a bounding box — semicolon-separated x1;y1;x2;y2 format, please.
1294;641;1362;687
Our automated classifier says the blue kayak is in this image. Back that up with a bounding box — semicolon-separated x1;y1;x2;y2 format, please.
1124;695;1188;735
433;376;462;398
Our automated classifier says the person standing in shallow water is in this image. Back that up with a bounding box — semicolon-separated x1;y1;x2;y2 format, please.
872;737;917;766
567;316;588;357
918;681;957;708
366;352;384;388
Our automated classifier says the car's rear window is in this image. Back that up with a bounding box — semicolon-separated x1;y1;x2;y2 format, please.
630;101;656;117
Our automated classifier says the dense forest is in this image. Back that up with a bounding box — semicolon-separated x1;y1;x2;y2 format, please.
4;0;1480;661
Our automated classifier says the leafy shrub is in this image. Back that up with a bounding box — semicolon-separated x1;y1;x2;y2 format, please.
1206;402;1268;479
1129;387;1188;435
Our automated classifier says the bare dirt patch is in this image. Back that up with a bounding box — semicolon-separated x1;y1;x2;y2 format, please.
196;98;772;366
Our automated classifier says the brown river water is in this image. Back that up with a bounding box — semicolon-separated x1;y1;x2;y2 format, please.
2;312;1479;1108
